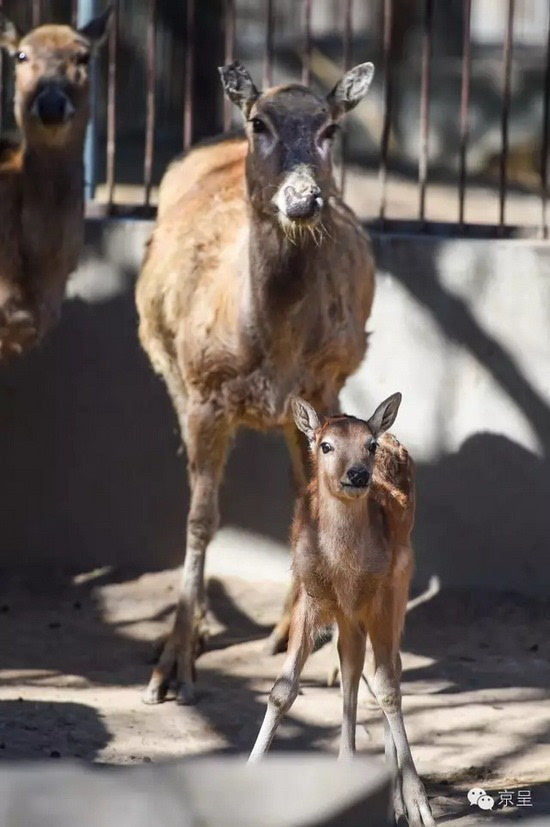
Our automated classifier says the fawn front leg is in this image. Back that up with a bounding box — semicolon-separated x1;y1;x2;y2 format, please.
143;402;229;706
250;590;316;761
337;617;366;759
367;593;434;827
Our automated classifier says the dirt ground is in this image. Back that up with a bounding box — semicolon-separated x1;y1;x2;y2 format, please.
1;553;550;825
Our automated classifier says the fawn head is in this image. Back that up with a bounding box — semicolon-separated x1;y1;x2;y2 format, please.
219;60;374;239
0;6;112;147
292;393;402;500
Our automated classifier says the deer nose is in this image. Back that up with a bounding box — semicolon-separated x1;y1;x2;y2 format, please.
283;183;323;220
346;466;370;488
31;87;75;126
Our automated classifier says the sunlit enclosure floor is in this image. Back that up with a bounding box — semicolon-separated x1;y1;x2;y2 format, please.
1;540;550;825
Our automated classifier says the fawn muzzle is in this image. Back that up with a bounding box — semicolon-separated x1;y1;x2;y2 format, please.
345;466;371;489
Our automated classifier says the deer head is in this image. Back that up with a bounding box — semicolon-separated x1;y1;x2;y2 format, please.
292;393;402;500
219;61;374;238
0;5;112;148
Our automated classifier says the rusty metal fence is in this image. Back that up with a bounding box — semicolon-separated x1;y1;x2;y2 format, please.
1;0;549;237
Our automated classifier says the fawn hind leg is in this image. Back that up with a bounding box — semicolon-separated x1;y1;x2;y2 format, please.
366;579;434;827
143;394;230;706
250;590;319;760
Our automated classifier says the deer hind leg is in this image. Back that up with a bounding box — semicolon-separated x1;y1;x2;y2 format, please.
366;581;434;827
250;590;318;761
336;616;366;759
143;396;230;706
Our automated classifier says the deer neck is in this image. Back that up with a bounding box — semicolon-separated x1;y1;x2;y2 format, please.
315;485;374;567
247;208;329;321
21;138;84;215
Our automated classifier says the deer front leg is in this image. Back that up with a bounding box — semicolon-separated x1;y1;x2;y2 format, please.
367;599;434;827
336;617;366;759
250;590;316;760
143;402;229;706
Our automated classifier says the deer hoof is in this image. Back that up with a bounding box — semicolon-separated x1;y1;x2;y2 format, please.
175;680;196;705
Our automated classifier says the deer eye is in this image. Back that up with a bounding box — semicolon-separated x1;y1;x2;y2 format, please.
320;442;333;454
368;441;377;454
16;51;28;63
75;52;90;66
249;117;267;134
321;123;340;141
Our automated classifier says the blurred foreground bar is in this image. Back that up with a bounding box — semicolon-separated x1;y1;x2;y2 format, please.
0;754;391;826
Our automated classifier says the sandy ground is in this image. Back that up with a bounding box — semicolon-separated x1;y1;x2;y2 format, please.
1;544;550;825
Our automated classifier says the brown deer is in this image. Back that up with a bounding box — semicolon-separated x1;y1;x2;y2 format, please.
136;61;376;705
0;6;111;358
249;394;435;827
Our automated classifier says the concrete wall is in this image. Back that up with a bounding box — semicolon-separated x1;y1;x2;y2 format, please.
0;220;548;595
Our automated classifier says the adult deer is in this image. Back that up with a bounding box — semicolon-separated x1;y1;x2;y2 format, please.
136;61;376;705
0;6;111;358
250;395;435;827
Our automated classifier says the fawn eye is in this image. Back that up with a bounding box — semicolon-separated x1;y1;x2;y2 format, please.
368;441;377;454
320;442;333;454
250;117;267;134
16;51;28;63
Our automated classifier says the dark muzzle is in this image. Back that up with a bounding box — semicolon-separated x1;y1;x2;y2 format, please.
346;466;371;488
283;183;323;220
31;86;75;126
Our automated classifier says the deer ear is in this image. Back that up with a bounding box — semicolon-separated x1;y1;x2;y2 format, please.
367;392;402;438
78;3;113;52
326;62;374;118
291;397;322;443
0;13;21;55
218;61;260;118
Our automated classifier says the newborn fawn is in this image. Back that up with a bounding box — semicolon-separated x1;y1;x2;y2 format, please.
249;394;434;827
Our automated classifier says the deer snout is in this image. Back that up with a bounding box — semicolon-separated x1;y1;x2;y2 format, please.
274;168;324;222
30;86;75;126
346;466;371;488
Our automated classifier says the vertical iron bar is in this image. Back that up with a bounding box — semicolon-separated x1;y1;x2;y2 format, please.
32;0;41;27
263;0;274;88
418;0;433;226
499;0;515;230
78;0;100;202
106;0;117;207
143;0;156;205
302;0;312;85
458;0;472;227
378;0;393;226
540;7;550;239
223;0;235;131
71;0;78;29
183;0;195;151
339;0;353;193
0;0;3;140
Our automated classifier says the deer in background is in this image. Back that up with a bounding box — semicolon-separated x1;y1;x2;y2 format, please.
249;394;435;827
0;6;111;359
136;60;376;705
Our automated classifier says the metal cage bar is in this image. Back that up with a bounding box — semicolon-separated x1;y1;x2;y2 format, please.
301;0;312;86
183;0;195;151
378;0;393;225
541;8;550;239
418;0;434;225
223;0;235;131
458;0;472;227
499;0;515;230
263;0;274;88
143;0;157;206
106;0;117;207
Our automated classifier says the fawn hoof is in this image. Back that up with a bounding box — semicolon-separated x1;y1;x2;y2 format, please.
400;778;435;827
0;305;37;360
142;681;168;705
175;680;196;705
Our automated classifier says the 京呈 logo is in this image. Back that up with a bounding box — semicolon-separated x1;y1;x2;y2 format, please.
467;787;532;811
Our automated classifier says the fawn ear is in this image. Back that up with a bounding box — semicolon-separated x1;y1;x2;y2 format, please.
78;3;113;52
367;392;402;438
327;62;374;119
291;397;322;443
218;61;260;118
0;13;21;55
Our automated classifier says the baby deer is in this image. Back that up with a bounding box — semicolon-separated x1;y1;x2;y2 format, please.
249;394;434;827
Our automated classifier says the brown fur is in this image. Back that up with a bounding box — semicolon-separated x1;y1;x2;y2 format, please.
249;399;434;827
0;11;110;358
136;69;376;704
